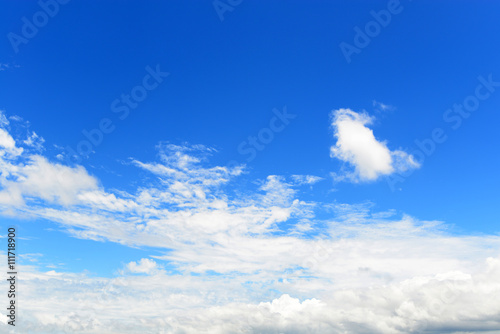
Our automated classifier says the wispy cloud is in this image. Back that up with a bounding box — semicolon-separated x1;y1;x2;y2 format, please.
372;100;396;112
23;131;45;152
291;174;323;186
0;63;20;71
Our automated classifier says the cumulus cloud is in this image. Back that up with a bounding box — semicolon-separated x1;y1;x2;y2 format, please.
0;128;23;157
0;113;123;209
125;258;160;274
0;155;98;206
330;108;419;182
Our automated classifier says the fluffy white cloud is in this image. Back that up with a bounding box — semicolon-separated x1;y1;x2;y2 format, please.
125;258;160;274
0;155;98;206
330;108;419;182
0;114;98;207
0;128;23;157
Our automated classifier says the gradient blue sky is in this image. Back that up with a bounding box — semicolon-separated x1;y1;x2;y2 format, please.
1;1;500;333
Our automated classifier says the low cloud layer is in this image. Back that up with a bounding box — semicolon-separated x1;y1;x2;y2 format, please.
2;236;500;333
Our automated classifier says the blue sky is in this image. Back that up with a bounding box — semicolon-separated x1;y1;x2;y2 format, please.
1;1;500;333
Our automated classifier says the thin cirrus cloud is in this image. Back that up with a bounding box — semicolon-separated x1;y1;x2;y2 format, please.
330;108;419;182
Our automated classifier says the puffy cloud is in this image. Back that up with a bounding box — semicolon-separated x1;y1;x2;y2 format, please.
0;128;23;157
0;115;126;210
0;155;98;206
125;258;160;274
0;112;98;207
330;108;419;182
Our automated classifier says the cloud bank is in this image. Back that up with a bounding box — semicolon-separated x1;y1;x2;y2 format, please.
0;110;499;333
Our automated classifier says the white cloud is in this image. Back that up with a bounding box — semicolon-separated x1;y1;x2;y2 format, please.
131;143;243;207
1;111;500;333
2;242;500;333
0;110;9;126
125;258;159;274
330;108;419;182
0;155;98;206
291;174;323;185
23;131;45;151
9;115;23;122
18;253;43;262
0;128;23;157
77;190;137;212
373;100;395;112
